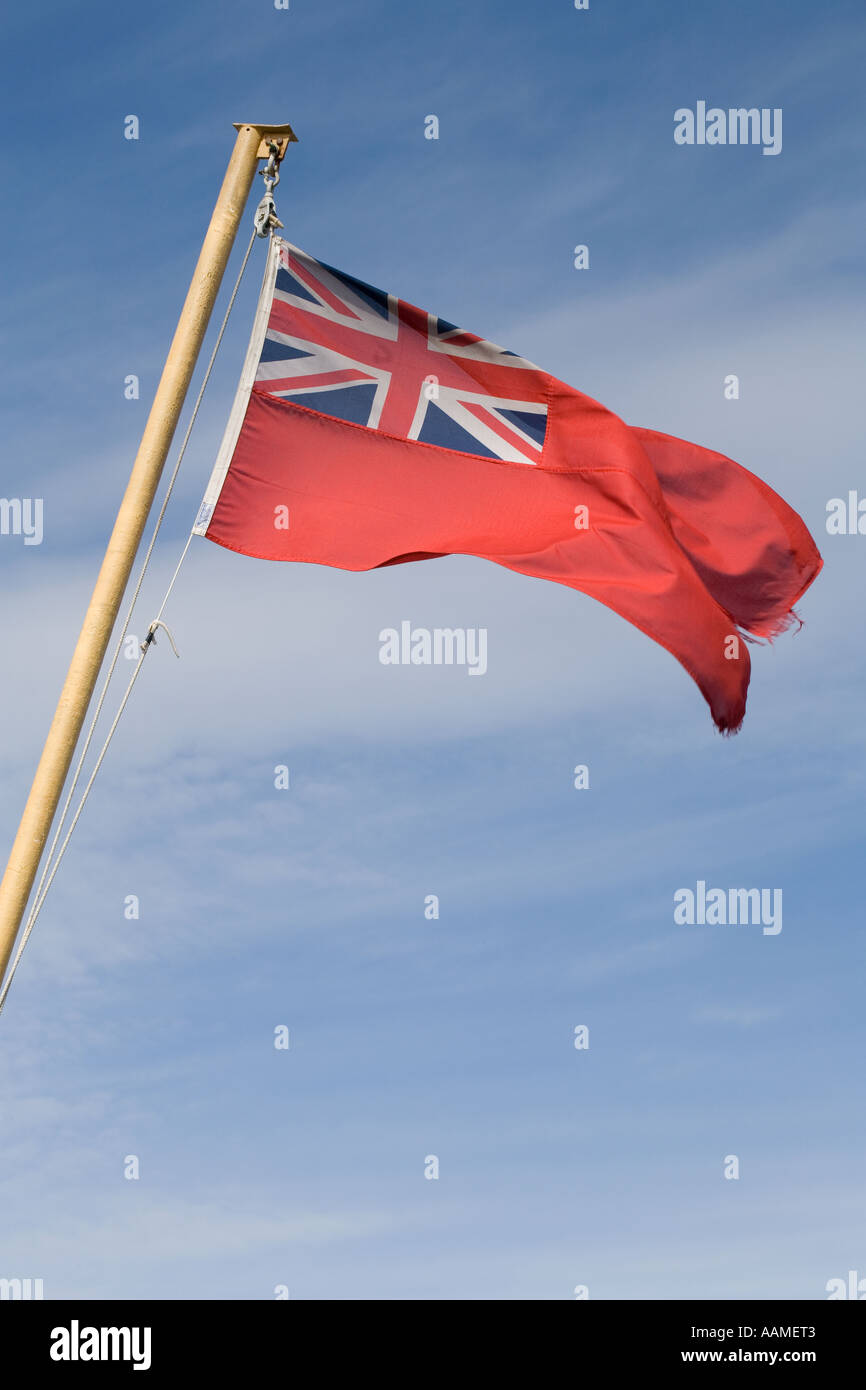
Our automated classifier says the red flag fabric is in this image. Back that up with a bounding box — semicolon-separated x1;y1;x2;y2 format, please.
194;239;821;732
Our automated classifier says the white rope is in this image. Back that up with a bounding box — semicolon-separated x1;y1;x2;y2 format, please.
0;230;259;1014
154;533;195;627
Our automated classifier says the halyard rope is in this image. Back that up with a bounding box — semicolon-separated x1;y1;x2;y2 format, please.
0;230;259;1013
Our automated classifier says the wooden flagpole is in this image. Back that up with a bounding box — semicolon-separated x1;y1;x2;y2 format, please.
0;120;297;990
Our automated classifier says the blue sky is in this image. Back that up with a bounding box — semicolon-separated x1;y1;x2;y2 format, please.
0;0;864;1299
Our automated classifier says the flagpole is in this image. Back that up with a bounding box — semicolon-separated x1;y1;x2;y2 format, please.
0;120;297;990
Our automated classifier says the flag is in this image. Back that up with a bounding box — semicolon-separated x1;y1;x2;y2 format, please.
194;238;822;732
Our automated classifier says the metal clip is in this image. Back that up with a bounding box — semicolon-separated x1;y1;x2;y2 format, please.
253;192;283;238
254;143;284;237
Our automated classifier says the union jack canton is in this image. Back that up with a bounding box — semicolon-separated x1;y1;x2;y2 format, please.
256;240;549;466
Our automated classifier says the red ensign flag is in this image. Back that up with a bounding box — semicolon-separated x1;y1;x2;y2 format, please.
194;239;821;732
